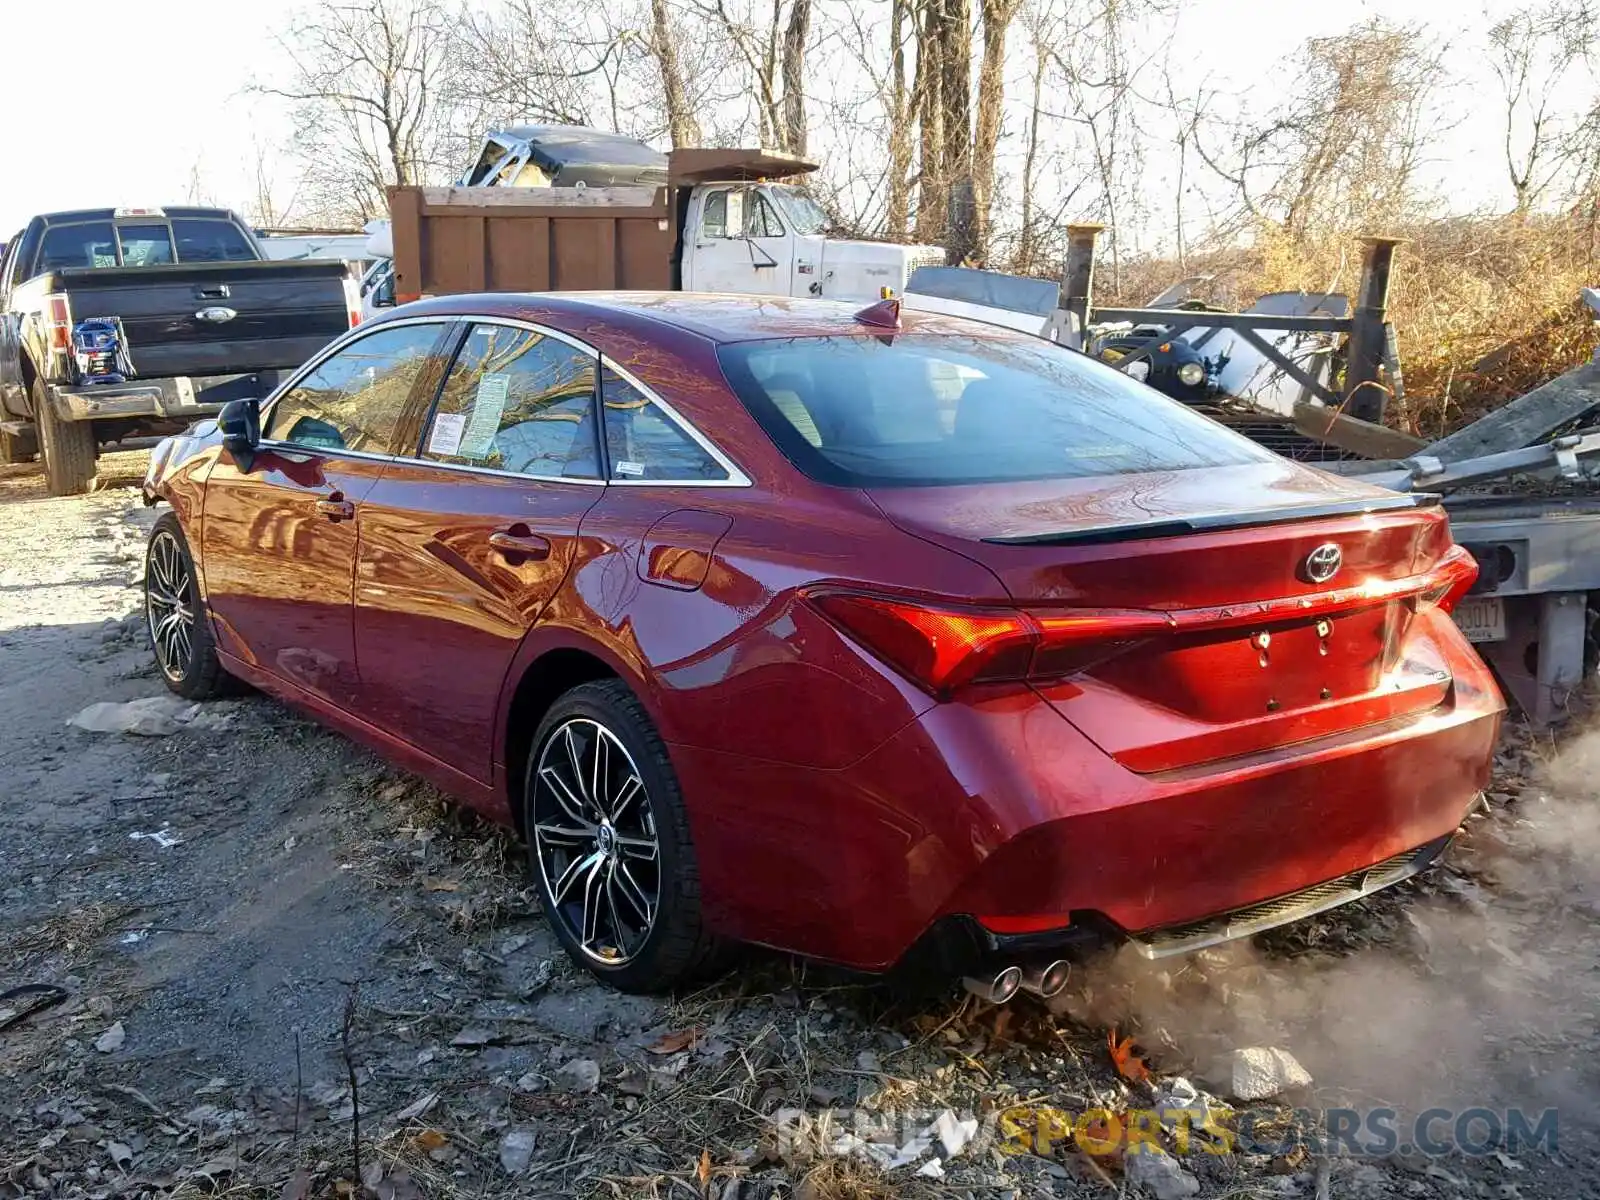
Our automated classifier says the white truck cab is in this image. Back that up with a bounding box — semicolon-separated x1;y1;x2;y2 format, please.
679;180;945;300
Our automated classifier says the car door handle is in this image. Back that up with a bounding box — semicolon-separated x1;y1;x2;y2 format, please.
488;526;551;561
315;495;355;522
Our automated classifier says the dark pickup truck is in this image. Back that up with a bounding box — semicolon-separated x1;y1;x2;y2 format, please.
0;206;357;494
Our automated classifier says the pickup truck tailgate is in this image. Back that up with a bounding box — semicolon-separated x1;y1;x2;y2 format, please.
52;260;352;378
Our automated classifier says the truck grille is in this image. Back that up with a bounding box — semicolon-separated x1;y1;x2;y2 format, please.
1129;833;1455;958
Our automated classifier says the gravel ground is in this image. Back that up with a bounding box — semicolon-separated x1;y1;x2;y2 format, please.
0;456;1596;1199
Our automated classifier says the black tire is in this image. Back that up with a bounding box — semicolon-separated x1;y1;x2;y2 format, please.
144;513;231;700
34;377;97;495
523;679;725;993
0;424;35;465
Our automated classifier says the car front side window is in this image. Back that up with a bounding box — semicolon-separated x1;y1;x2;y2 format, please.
419;322;601;479
265;322;445;455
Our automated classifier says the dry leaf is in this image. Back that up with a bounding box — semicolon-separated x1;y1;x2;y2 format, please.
696;1147;712;1193
1107;1029;1151;1083
990;1007;1013;1046
414;1129;448;1151
424;879;461;893
649;1027;702;1054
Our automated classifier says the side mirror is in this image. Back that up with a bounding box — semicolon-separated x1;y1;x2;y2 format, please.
219;397;260;469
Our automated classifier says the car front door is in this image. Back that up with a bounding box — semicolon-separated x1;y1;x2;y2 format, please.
0;233;28;412
686;188;791;296
200;319;452;709
354;320;608;784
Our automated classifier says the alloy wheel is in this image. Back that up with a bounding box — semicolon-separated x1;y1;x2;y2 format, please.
530;718;661;965
146;530;195;682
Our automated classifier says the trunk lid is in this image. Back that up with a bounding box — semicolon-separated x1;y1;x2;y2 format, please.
869;461;1464;771
54;260;352;379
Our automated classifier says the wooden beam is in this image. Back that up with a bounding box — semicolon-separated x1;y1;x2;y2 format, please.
1092;308;1352;333
1291;401;1427;460
1426;358;1600;461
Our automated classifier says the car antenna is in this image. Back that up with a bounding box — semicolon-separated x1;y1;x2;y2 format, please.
854;293;901;330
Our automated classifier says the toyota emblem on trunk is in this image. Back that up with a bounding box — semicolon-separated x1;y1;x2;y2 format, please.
1301;543;1343;583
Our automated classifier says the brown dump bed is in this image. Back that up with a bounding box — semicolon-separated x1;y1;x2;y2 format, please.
386;185;676;300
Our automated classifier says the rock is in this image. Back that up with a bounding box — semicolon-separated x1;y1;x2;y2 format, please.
514;1071;545;1093
555;1057;600;1092
1152;1077;1217;1132
1124;1148;1201;1199
1221;1047;1312;1100
68;696;199;737
94;1022;125;1053
855;1050;881;1073
451;1026;496;1047
499;1126;537;1175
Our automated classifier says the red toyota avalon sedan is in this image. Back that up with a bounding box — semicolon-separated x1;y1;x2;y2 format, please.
141;293;1502;995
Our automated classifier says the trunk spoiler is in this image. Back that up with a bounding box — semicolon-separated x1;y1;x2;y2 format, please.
981;492;1441;547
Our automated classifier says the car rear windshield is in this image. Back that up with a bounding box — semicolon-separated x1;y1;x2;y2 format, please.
715;333;1272;487
35;218;256;272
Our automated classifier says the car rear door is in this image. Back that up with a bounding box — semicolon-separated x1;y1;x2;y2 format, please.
353;320;610;782
200;319;453;709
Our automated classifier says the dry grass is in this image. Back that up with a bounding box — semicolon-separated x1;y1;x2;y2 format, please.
1106;212;1600;439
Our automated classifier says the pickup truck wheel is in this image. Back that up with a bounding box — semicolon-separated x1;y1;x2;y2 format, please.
34;378;98;495
0;425;35;465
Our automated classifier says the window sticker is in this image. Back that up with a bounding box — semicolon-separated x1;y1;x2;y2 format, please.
427;411;466;457
614;459;646;477
458;373;511;459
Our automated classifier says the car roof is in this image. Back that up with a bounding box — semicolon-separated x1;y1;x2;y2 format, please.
393;291;1010;346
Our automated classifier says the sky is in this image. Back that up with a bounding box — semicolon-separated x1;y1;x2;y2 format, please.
0;0;1577;237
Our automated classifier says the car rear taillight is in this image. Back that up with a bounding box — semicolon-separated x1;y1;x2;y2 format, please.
810;547;1481;699
44;293;73;352
806;591;1168;696
1413;544;1479;614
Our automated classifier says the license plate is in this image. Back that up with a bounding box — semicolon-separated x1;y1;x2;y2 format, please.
1453;596;1506;643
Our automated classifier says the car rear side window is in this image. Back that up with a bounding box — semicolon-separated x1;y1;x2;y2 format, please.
717;333;1273;487
420;323;601;479
172;219;257;262
602;367;728;482
266;322;444;455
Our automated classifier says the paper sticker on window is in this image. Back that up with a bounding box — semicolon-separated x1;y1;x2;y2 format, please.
457;373;511;459
614;460;646;477
427;411;466;457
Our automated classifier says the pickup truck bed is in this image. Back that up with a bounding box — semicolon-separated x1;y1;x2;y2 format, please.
0;206;357;494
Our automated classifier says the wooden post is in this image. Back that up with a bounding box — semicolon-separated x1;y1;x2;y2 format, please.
1343;236;1402;423
1062;223;1104;336
946;177;977;266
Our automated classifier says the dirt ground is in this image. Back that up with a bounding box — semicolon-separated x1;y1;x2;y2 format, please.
1;454;1597;1200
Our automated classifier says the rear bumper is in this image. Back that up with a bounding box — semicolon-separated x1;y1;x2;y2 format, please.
675;637;1503;972
48;372;282;422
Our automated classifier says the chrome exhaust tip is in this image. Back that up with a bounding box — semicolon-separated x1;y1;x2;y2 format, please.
1019;959;1072;999
962;965;1023;1004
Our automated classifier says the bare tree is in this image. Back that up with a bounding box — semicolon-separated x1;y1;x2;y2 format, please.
649;0;705;147
971;0;1024;262
1490;1;1593;212
781;0;813;154
1212;19;1443;241
260;0;462;222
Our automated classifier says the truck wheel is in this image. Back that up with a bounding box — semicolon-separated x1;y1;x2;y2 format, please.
0;425;36;465
34;379;98;495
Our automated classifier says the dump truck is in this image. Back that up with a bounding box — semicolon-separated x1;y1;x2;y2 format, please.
384;147;945;306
